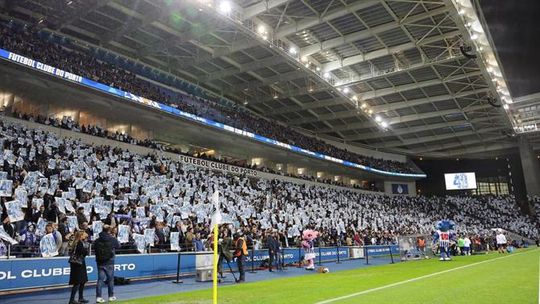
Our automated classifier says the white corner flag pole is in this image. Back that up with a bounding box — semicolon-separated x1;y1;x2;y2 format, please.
211;190;221;304
213;218;219;304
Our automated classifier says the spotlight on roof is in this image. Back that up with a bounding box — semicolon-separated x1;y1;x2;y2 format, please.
381;121;388;128
323;72;331;79
487;96;502;108
375;115;382;122
289;47;297;55
343;87;350;94
460;45;477;59
257;25;266;35
218;1;232;14
502;130;515;138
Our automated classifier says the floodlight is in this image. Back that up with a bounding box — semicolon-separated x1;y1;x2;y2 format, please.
218;1;231;14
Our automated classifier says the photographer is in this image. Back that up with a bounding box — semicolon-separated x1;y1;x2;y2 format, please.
217;227;233;280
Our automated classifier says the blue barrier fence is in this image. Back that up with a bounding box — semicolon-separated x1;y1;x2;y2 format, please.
0;245;396;291
365;244;400;256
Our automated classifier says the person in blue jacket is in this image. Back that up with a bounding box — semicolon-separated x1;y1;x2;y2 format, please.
94;225;120;303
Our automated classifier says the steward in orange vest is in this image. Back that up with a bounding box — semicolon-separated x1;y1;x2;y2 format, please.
235;237;248;257
233;232;247;282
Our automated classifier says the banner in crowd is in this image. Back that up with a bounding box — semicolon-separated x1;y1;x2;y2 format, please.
92;221;103;239
0;180;13;197
391;184;409;195
5;200;24;222
136;207;145;219
39;234;59;258
67;216;78;233
118;225;130;243
177;155;259;177
0;226;18;245
144;229;155;247
170;232;180;251
133;233;145;253
0;48;425;179
36;218;47;235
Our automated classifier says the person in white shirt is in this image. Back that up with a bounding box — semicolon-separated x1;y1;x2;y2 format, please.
496;230;507;254
463;236;471;255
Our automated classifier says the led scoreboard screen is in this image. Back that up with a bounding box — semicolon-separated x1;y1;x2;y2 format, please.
444;172;477;190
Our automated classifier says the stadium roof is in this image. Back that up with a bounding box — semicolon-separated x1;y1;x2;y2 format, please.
3;0;539;158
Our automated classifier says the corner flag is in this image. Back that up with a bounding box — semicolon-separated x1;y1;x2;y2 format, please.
211;190;222;230
211;190;221;304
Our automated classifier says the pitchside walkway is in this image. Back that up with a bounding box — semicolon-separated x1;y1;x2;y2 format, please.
2;257;395;304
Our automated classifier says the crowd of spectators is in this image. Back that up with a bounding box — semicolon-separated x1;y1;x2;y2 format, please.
11;111;376;191
0;20;419;174
0;120;537;259
532;196;540;224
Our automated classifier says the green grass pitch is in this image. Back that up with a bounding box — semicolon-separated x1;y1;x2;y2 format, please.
120;248;539;304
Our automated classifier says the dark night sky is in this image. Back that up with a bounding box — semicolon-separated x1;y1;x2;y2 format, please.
479;0;540;97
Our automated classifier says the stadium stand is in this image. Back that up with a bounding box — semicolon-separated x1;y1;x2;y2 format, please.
0;20;418;175
533;196;540;223
0;1;539;303
10;111;376;191
0;118;537;258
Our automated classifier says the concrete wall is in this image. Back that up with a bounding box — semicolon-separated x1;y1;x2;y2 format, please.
8;95;153;141
319;136;407;163
518;137;540;197
293;127;407;163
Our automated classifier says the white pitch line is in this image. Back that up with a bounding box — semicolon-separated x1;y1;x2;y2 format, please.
316;251;535;304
